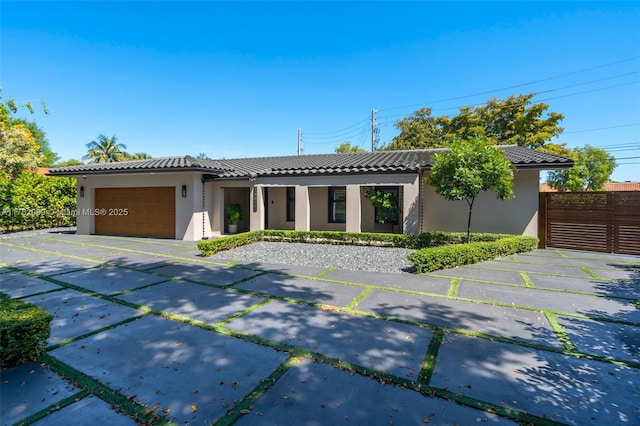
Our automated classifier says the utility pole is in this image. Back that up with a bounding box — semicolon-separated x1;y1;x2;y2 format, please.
297;128;303;156
371;109;378;152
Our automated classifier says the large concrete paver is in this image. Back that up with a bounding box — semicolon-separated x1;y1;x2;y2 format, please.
457;280;640;322
557;316;640;363
467;260;592;277
430;333;640;425
234;359;517;425
324;268;452;294
430;267;525;285
233;272;364;307
100;252;181;270
118;280;266;324
0;362;79;426
152;263;263;286
526;273;640;299
24;289;143;345
0;245;51;265
0;271;63;298
54;266;168;294
31;396;138;426
8;256;98;276
225;299;432;379
357;289;562;347
49;315;289;425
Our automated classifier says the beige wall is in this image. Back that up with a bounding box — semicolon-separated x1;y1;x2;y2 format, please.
421;169;540;236
74;172;206;241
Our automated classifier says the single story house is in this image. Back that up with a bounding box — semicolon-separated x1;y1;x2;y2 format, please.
48;146;573;241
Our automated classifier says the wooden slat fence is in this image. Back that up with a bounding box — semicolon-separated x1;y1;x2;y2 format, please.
539;191;640;255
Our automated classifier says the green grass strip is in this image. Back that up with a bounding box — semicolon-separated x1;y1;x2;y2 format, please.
418;328;444;386
579;266;601;279
38;354;174;425
214;357;301;426
544;311;577;352
520;272;535;288
344;287;373;310
11;389;89;426
447;278;459;297
315;267;335;278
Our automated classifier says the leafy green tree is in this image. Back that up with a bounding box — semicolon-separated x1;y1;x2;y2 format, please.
122;152;152;160
384;94;564;150
83;135;127;163
335;142;366;153
547;145;617;191
11;119;59;166
427;137;515;242
53;159;84;167
0;93;50;177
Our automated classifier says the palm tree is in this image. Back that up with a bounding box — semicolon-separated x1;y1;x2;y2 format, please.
83;135;127;163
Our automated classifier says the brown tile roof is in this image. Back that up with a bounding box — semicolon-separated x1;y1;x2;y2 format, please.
48;145;574;178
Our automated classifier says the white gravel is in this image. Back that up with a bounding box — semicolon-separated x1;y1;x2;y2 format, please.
210;241;417;274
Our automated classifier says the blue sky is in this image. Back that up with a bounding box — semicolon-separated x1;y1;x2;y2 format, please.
2;1;639;182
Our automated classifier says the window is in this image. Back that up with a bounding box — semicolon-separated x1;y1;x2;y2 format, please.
286;187;295;222
328;187;346;223
370;186;400;225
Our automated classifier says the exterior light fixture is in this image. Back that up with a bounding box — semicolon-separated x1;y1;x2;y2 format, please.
80;186;85;197
182;185;187;198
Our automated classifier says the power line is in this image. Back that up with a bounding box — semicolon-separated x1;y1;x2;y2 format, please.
377;56;640;113
564;123;640;134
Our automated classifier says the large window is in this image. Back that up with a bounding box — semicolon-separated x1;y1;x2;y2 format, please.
369;186;400;225
328;187;346;223
286;187;295;222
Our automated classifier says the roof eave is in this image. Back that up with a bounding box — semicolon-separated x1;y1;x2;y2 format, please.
47;167;225;177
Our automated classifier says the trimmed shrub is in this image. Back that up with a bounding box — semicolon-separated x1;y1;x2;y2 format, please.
408;236;539;273
0;293;53;368
197;230;435;257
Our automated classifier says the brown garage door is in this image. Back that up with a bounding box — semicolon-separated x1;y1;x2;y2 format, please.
95;187;176;238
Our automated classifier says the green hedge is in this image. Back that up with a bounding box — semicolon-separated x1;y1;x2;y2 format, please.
0;293;53;368
196;229;532;259
408;236;539;273
197;230;435;256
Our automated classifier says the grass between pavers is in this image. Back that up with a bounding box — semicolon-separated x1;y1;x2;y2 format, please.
5;237;640;424
37;354;173;426
11;388;90;426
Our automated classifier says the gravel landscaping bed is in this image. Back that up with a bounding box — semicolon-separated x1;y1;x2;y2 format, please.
0;227;77;239
210;241;416;274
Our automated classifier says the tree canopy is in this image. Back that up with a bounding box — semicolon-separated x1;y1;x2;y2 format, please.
335;142;366;153
0;92;55;177
83;135;127;163
546;145;617;191
384;94;564;150
427;137;515;242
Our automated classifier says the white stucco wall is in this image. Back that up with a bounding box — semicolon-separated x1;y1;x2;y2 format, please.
421;169;540;236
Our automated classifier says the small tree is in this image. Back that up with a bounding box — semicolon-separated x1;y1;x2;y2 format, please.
428;137;515;242
547;145;616;191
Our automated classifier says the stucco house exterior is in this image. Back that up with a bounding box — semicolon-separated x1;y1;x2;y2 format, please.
48;146;573;241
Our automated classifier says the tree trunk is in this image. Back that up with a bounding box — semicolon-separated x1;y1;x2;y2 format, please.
466;198;475;244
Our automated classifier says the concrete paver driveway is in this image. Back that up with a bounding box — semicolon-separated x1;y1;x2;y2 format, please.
1;232;639;425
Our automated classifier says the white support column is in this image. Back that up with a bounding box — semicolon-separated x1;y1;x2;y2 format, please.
250;185;265;231
345;184;361;233
295;185;310;231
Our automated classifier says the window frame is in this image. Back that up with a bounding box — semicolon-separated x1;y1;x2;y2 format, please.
328;187;346;223
286;187;296;222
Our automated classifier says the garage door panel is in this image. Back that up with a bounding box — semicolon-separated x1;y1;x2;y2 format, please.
95;187;176;238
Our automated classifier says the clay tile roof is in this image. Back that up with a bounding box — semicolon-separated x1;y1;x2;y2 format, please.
47;145;574;178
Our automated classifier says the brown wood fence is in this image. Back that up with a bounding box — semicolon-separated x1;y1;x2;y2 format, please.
539;191;640;255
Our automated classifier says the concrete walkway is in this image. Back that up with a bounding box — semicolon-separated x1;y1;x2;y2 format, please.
1;232;638;425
